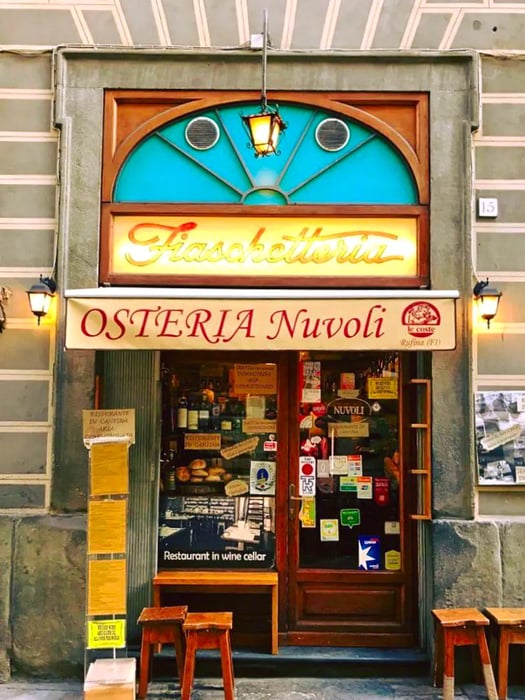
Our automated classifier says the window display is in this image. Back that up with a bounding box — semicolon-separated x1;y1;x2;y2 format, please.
158;355;277;569
297;352;401;571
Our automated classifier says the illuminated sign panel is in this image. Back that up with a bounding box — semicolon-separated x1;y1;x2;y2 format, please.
66;296;456;351
106;215;419;281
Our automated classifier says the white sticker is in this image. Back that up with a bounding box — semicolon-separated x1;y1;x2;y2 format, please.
250;461;276;495
299;456;316;496
385;521;400;535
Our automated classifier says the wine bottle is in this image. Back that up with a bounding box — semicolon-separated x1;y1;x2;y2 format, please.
176;392;189;429
187;395;199;431
198;392;210;431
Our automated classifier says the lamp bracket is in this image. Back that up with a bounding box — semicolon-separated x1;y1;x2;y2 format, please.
473;279;489;297
41;276;57;294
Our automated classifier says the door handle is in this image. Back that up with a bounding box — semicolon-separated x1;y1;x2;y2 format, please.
289;483;303;500
289;483;303;520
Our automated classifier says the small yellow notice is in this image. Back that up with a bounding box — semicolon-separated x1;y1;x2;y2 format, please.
367;377;398;400
87;619;126;649
233;364;277;395
385;550;401;571
184;433;222;451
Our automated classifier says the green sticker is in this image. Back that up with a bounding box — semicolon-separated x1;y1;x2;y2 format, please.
340;508;360;528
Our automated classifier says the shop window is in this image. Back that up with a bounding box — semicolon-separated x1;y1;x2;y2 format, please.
158;355;277;570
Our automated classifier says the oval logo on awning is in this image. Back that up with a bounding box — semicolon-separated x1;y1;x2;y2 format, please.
327;398;371;422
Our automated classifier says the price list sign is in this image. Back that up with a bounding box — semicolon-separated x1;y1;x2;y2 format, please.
83;409;134;652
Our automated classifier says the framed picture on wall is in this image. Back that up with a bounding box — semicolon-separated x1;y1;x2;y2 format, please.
475;391;525;486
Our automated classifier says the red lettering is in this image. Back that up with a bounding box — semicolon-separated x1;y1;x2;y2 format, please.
129;306;161;337
158;309;184;337
266;309;308;340
323;318;344;338
220;310;255;342
363;305;386;337
343;317;361;337
185;309;221;344
80;308;107;337
214;309;232;339
105;308;129;340
300;316;322;338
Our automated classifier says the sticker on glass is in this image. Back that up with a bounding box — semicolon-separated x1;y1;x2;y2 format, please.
347;454;363;476
374;477;390;505
385;521;400;535
358;535;381;570
339;476;358;492
340;508;360;529
301;361;321;403
320;519;339;542
299;497;316;528
250;461;276;495
385;550;401;570
299;456;316;496
357;476;373;499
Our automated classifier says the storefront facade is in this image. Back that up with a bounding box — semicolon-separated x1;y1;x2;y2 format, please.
55;50;471;653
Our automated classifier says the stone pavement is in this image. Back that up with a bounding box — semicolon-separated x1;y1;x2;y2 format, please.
1;679;525;700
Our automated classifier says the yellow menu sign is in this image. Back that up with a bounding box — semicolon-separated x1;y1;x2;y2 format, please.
87;559;127;616
90;442;129;496
88;499;127;555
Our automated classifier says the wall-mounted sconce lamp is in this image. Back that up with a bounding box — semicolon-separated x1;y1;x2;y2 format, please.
26;275;56;325
473;278;502;329
241;9;287;157
0;286;13;333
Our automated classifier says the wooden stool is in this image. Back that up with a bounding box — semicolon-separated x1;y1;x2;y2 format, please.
181;612;234;700
485;607;525;700
137;605;187;699
432;608;498;700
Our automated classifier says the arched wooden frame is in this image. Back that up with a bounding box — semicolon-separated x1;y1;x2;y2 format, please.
100;90;429;288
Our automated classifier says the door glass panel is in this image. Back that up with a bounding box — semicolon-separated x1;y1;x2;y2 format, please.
297;351;400;571
158;354;277;569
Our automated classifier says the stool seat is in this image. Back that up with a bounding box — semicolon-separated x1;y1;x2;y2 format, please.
137;605;187;699
485;607;525;700
433;608;491;627
432;608;498;700
181;612;234;700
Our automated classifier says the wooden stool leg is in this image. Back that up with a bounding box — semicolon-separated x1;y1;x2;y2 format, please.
433;621;444;687
476;627;498;700
497;627;510;700
138;637;151;699
219;631;235;700
181;632;198;700
442;629;455;700
173;627;186;685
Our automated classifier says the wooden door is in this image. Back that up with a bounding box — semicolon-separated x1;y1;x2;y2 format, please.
282;351;419;647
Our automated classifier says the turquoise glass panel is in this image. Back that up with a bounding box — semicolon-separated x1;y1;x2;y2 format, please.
114;102;418;205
